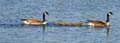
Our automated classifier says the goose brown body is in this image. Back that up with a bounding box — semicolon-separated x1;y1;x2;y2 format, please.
87;11;113;27
87;20;106;27
22;19;46;25
21;11;48;25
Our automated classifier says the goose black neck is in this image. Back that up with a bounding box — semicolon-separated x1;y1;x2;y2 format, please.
106;14;109;22
43;13;45;22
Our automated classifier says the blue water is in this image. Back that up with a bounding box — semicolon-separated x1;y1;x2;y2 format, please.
0;0;120;43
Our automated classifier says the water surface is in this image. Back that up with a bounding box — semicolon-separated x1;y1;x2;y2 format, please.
0;0;119;43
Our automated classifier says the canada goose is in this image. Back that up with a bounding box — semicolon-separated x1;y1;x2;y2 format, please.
87;12;113;27
21;11;49;25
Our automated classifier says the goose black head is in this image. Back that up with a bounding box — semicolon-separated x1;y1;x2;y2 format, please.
43;11;49;15
108;11;113;15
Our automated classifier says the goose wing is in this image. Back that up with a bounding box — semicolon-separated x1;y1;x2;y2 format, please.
87;20;105;25
21;19;43;22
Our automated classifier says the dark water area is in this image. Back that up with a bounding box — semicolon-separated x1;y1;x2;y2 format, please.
0;0;119;43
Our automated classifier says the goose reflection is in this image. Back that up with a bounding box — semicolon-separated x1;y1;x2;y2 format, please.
87;25;110;37
41;25;46;43
42;25;46;32
106;27;110;37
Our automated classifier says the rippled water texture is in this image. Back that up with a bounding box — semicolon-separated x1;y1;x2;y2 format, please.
0;0;119;43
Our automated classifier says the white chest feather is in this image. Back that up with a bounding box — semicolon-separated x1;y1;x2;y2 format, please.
43;22;47;24
106;22;110;26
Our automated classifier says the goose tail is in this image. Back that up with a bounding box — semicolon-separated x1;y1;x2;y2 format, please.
85;19;91;23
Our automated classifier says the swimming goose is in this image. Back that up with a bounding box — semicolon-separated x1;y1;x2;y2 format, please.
21;11;49;25
87;12;113;27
